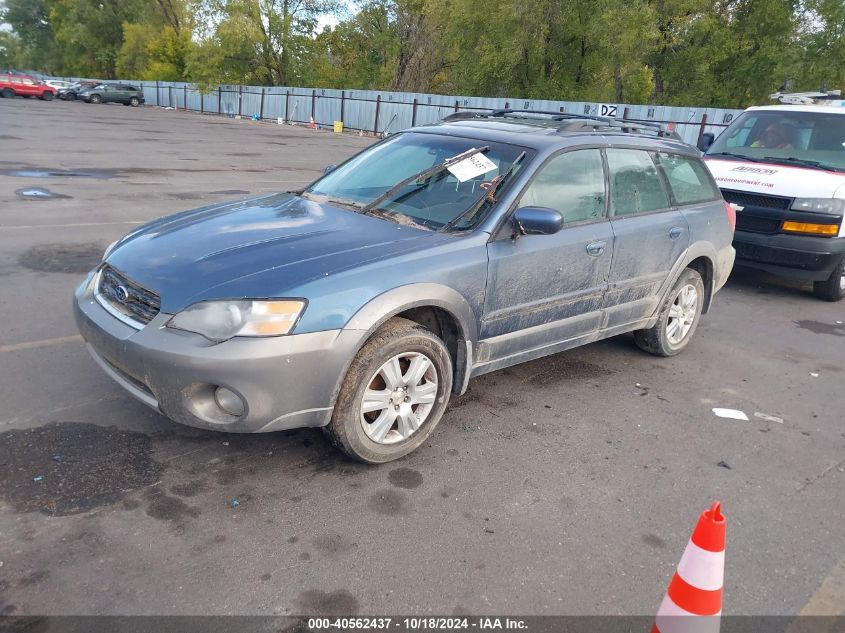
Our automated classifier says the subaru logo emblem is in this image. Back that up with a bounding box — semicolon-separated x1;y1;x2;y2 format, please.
115;285;130;302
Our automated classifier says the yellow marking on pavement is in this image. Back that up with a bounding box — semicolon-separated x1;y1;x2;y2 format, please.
0;221;144;230
800;557;845;616
0;334;83;353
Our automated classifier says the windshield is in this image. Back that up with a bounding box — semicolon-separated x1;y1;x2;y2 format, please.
707;110;845;172
304;132;531;230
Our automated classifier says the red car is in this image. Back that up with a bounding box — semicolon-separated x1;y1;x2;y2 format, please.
0;73;57;100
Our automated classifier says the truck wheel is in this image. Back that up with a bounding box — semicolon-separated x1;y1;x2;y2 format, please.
325;317;453;463
634;268;705;357
1;88;14;99
813;257;845;302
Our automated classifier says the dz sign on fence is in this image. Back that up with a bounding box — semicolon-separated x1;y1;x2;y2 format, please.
584;104;618;117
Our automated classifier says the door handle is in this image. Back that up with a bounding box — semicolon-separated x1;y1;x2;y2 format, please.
669;227;683;239
586;241;606;256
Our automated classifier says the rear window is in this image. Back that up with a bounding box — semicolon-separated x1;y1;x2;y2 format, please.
657;153;720;205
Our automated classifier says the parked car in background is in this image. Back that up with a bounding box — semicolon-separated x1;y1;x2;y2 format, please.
62;81;99;101
701;91;845;301
75;110;735;462
78;83;144;106
44;79;72;98
0;73;56;100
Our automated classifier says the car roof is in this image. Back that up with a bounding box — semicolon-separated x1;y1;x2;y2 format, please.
747;104;845;115
410;118;697;155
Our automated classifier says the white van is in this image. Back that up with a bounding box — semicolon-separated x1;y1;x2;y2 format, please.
701;98;845;301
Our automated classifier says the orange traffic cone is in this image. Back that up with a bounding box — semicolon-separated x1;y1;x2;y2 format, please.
309;116;316;129
652;501;726;633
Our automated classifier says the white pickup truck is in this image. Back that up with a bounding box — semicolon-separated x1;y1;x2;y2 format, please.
701;95;845;301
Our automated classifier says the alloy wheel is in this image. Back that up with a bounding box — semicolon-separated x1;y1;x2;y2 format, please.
667;284;698;345
360;352;438;445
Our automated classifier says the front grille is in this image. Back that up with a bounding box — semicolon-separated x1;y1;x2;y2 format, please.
97;265;160;326
721;189;793;211
735;214;782;234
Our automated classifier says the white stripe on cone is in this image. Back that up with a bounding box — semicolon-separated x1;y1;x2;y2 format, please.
677;539;725;591
655;595;721;633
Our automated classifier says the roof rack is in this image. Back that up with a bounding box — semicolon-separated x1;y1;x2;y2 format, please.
441;108;680;139
769;89;842;105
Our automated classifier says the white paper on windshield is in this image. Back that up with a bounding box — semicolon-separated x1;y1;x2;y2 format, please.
447;153;497;182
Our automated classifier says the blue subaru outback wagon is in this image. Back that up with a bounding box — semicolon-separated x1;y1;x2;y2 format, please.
74;110;735;462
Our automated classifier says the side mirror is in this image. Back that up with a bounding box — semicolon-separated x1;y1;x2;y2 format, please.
513;207;563;236
324;164;337;174
698;132;715;152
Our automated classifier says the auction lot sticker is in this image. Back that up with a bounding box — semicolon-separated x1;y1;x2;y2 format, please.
447;153;497;182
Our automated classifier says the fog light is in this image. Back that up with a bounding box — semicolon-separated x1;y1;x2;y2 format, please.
214;387;245;417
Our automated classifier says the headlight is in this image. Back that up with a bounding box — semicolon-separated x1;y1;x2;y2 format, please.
790;198;845;214
166;300;306;342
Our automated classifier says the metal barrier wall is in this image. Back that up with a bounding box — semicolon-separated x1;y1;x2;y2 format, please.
122;80;744;146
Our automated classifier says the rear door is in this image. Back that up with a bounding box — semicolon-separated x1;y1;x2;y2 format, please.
482;148;613;359
602;148;689;328
19;76;38;97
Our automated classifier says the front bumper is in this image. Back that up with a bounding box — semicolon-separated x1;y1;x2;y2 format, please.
733;231;845;281
73;273;364;433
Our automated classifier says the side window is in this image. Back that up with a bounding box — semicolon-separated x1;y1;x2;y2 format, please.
606;148;670;217
22;78;35;86
518;149;606;224
657;153;720;205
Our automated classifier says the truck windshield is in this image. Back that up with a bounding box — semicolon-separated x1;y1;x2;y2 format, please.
706;110;845;172
304;132;531;230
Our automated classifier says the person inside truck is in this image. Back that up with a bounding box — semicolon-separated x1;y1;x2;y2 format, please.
751;122;796;149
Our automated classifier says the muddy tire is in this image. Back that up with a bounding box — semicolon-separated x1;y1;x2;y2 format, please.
634;268;705;357
325;317;453;464
813;257;845;302
1;88;14;99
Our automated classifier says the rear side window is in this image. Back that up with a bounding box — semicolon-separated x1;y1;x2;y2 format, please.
657;153;720;205
519;149;606;223
606;148;670;216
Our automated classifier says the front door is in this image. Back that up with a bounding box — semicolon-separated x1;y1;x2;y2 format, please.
602;148;689;328
482;148;613;361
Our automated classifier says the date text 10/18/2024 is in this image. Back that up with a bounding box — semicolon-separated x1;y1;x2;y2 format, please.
307;617;529;630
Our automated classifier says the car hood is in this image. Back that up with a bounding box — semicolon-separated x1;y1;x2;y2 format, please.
704;157;845;198
106;193;444;313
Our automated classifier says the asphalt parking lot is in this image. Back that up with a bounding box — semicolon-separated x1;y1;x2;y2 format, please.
0;98;843;618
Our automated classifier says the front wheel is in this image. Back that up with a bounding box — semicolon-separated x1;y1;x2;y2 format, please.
40;91;54;101
89;94;102;104
65;93;76;101
634;268;705;357
325;317;453;463
813;257;845;302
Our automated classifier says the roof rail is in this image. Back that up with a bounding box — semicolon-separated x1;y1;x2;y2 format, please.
769;89;842;105
441;108;680;139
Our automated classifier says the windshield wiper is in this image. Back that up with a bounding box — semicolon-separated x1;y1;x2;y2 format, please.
706;152;767;163
761;156;839;172
361;146;490;215
298;191;364;210
442;151;528;232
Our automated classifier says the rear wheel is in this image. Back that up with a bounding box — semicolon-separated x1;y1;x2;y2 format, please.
89;94;102;104
634;268;705;357
129;96;140;107
1;88;15;99
813;257;845;302
325;317;453;463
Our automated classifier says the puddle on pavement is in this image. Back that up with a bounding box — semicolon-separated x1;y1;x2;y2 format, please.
0;422;164;516
0;168;117;179
795;320;845;337
15;187;71;200
19;243;103;274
